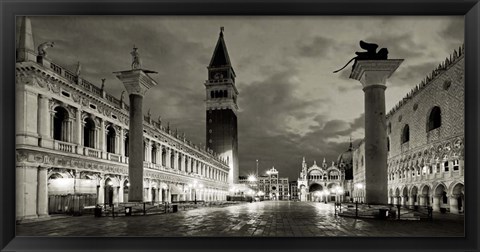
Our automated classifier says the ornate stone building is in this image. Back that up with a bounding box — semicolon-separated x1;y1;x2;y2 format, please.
15;17;230;221
256;167;290;200
297;158;347;202
352;45;465;214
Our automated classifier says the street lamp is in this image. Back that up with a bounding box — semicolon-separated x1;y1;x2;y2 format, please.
191;180;203;204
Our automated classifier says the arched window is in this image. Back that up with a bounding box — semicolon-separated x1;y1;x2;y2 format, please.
427;106;441;131
53;106;69;142
83;117;96;148
161;147;166;166
401;124;410;143
170;152;175;169
124;133;129;157
223;90;228;98
151;144;157;164
210;91;214;98
106;125;116;153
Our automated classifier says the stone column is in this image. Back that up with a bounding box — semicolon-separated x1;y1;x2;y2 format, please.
38;94;53;148
180;153;186;172
401;196;407;206
350;59;403;204
119;184;124;203
449;194;459;214
99;120;106;155
16;164;39;220
433;195;441;212
419;195;426;206
393;196;399;205
119;128;124;158
115;68;157;202
37;166;49;217
74;108;83;148
16;88;39;146
408;195;415;206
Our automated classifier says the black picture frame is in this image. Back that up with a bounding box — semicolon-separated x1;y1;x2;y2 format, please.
1;0;479;251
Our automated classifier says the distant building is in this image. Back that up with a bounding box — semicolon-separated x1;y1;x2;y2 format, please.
352;45;465;214
239;167;290;200
297;158;347;202
289;181;298;200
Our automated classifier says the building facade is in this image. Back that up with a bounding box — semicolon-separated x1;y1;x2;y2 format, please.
289;181;299;200
256;167;290;200
352;46;465;214
15;17;231;221
297;158;347;202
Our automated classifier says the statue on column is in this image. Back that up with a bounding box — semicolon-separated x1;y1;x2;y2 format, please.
38;41;55;57
333;41;388;73
131;45;142;69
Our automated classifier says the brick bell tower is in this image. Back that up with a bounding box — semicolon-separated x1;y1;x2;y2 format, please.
205;27;239;185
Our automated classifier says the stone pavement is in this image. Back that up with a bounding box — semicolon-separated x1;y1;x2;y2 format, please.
16;201;464;237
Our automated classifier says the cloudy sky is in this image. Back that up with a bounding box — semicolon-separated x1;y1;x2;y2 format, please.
25;16;464;181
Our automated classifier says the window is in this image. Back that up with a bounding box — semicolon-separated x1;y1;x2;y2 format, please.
124;133;129;157
106;125;116;153
210;91;214;98
436;163;441;173
83;117;96;148
402;125;410;143
444;161;449;172
53;106;69;142
223;90;228;97
387;122;392;134
453;160;460;171
387;137;390;151
427;106;442;131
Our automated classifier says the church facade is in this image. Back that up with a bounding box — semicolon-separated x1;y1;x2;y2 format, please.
297;158;350;202
352;45;465;214
15;17;232;221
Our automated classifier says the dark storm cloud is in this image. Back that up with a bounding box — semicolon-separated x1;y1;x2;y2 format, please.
440;18;464;43
25;16;463;181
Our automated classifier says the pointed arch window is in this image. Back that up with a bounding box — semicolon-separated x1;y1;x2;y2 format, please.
427;106;442;131
401;124;410;144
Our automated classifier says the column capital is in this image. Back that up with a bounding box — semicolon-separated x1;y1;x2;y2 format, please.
114;69;158;97
350;59;404;88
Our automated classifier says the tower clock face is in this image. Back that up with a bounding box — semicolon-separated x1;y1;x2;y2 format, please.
211;71;226;80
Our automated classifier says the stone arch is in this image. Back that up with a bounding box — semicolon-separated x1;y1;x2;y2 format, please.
410;185;419;196
401;186;409;196
83;116;96;148
394;187;400;197
433;182;448;196
53;106;70;142
308;183;323;192
449;181;464;196
106;124;116;153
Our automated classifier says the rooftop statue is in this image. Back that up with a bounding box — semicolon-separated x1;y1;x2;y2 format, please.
37;41;55;57
333;40;388;73
130;45;142;69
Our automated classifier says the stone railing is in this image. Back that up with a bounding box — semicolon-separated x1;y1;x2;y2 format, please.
53;140;76;153
108;153;121;162
84;147;100;158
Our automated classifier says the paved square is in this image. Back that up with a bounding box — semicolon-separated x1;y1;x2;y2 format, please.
16;201;464;237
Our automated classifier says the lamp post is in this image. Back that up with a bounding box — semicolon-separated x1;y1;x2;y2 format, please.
334;186;344;203
190;180;203;204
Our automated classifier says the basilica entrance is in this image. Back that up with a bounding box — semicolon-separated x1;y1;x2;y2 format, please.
309;183;324;202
